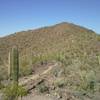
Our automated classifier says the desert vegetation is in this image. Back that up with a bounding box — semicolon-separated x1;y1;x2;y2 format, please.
1;47;27;100
0;22;100;100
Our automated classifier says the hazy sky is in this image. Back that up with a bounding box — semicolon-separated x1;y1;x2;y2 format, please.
0;0;100;36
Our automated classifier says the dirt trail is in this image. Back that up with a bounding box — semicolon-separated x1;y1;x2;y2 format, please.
19;63;59;100
19;63;58;90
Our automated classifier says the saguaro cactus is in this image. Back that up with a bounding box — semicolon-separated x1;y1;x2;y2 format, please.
8;52;12;80
9;46;19;83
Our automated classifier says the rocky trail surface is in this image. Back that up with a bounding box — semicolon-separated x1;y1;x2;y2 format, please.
19;63;58;91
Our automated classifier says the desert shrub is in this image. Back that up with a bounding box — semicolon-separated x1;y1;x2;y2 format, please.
32;56;40;64
2;84;18;100
2;84;27;100
54;78;67;88
36;83;49;93
17;85;27;99
32;54;51;64
0;83;5;90
19;66;32;77
52;65;60;77
19;56;33;77
77;70;96;93
52;65;64;77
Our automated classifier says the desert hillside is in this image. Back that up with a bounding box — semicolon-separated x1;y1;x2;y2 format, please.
0;22;99;62
0;22;100;100
0;22;100;77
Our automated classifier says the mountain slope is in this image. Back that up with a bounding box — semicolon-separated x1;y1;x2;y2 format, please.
0;22;100;100
0;22;100;78
0;22;99;56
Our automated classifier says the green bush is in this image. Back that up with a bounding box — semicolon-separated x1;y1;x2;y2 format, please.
36;83;49;93
19;54;33;77
19;66;33;77
2;84;27;100
77;70;96;92
17;85;27;99
0;83;5;90
54;78;67;88
3;84;18;100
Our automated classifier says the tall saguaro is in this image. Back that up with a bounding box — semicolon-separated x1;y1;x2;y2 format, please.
9;46;19;83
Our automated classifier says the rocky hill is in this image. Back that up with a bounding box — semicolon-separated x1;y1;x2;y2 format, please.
0;22;99;59
0;22;100;77
0;22;100;100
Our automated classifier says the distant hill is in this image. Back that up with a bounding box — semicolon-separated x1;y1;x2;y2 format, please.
0;22;100;100
0;22;100;78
